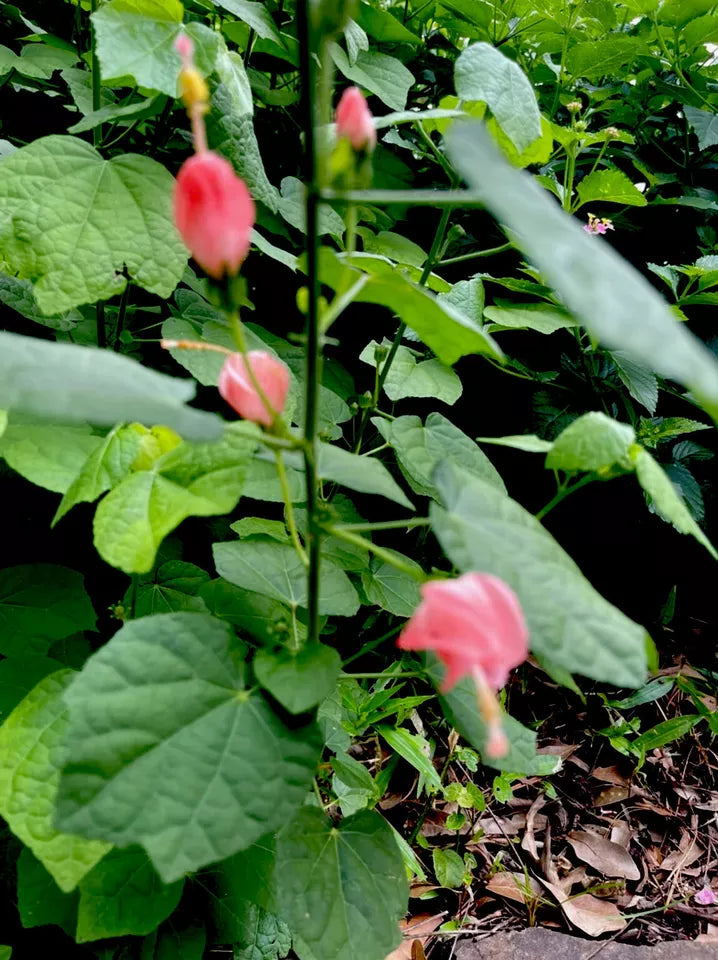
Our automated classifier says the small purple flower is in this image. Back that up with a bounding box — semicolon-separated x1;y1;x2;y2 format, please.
695;886;717;906
584;212;615;236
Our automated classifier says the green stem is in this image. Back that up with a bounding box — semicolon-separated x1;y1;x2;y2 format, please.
324;526;426;581
276;450;309;567
298;0;323;649
438;242;513;266
341;624;403;666
535;474;595;521
113;283;130;352
321;188;484;206
89;0;103;148
336;518;431;532
653;19;715;111
343;671;425;679
562;142;577;212
96;302;107;348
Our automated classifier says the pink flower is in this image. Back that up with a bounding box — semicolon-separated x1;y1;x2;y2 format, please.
174;33;194;62
584;212;614;236
695;886;717;906
174;152;255;280
218;351;290;427
335;86;376;153
397;573;529;758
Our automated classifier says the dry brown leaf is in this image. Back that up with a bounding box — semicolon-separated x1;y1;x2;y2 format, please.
409;884;440;899
592;766;630;786
609;822;632;849
486;871;542;905
593;786;631;806
521;795;547;862
542;879;627;937
384;914;445;960
567;830;640;880
660;834;703;871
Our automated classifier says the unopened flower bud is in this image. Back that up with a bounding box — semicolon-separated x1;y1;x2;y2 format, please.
566;100;582;113
336;86;376;153
174;152;255;280
218;351;290;427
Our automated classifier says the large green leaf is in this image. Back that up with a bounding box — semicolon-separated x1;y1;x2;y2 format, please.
92;0;218;96
378;413;505;499
357;1;420;43
0;332;222;442
454;43;541;154
213;539;360;616
53;423;145;525
315;250;501;365
565;37;647;80
16;848;78;935
234;906;292;960
318;442;413;510
276;809;407;960
632;446;717;559
0;565;96;658
483;303;577;335
214;0;284;44
576;169;647;208
0;415;100;493
685;106;718;151
253;645;342;715
429;462;647;686
76;846;184;942
0;273;80;332
0;656;66;721
56;613;322;882
0;671;111;891
145;916;207;960
0;136;187;313
93;424;257;573
360;339;462;404
546;412;635;472
328;43;414;111
200;577;301;646
129;560;210;617
445;123;718;419
361;553;422;618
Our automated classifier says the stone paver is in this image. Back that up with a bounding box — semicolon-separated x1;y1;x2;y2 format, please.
455;928;718;960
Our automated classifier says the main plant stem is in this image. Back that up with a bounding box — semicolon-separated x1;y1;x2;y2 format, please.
90;0;107;348
298;0;322;648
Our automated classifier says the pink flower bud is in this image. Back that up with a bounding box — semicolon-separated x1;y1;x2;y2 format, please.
218;351;290;427
174;152;255;280
335;86;376;153
174;33;194;61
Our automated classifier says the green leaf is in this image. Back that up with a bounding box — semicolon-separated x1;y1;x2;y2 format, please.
77;846;184;942
328;43;414;112
147;917;207;960
16;848;78;935
68;95;163;135
0;136;187;313
0;332;222;442
0;948;9;960
318;442;413;509
56;612;322;882
445;123;718;420
576;169;647;208
0;565;96;658
0;43;78;80
685;106;718;151
235;905;292;960
430;462;647;686
278;178;344;238
631;447;717;559
437;277;484;325
356;1;420;44
361;553;422;618
54;423;145;525
483;302;578;334
210;835;278;926
314;250;500;365
475;434;553;453
276;808;407;960
0;415;100;493
214;0;284;44
362;232;426;268
92;1;218;96
94;425;257;574
377;725;442;793
486;114;554;168
427;656;560;775
233;517;291;542
631;715;701;752
331;753;376;795
130;560;210;616
200;578;300;646
546;412;636;472
360;339;462;404
565;37;647;80
213;540;360;616
379;413;505;500
0;272;80;332
0;656;66;721
432;848;465;889
0;671;111;891
612;351;658;415
454;43;541;154
253;645;342;714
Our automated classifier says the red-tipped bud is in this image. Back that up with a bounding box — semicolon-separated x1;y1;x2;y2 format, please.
174;152;255;280
175;33;194;61
218;351;290;427
335;86;376;152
